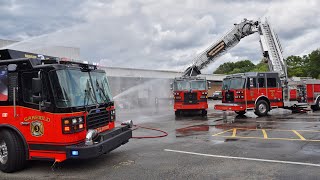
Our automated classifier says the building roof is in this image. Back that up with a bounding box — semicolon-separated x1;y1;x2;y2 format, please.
100;66;225;81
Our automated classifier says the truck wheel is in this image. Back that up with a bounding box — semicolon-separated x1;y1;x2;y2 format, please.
175;110;181;117
254;100;269;117
235;111;246;115
201;110;207;116
0;130;26;173
311;99;320;111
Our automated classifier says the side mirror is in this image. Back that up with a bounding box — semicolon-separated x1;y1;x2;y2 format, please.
170;83;173;90
32;78;42;94
249;78;254;88
207;81;211;89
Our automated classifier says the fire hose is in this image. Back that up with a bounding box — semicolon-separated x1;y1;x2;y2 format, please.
121;121;168;139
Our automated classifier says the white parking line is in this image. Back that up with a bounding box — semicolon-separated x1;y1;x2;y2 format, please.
164;149;320;167
257;121;320;124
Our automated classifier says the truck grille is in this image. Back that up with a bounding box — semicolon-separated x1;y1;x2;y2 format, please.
86;108;110;130
184;92;197;104
225;91;234;102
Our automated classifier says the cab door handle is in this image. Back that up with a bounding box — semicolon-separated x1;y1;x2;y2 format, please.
20;122;30;126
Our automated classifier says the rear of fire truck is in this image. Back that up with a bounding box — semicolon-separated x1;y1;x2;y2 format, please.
173;77;208;116
0;49;132;173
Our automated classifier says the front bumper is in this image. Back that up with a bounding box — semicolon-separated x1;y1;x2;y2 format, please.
174;101;208;110
214;103;246;111
65;125;132;159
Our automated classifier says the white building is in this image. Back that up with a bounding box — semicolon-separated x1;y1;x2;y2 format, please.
0;39;80;59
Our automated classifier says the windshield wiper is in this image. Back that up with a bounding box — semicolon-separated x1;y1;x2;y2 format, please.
96;79;110;104
83;79;96;112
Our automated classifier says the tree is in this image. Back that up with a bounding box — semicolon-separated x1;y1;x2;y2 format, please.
213;49;320;78
250;60;268;72
285;55;308;77
306;49;320;78
284;49;320;78
214;62;235;74
213;60;265;74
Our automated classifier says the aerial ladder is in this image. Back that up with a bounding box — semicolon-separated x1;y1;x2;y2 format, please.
183;18;287;80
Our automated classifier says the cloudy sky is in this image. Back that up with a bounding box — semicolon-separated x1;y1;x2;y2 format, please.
0;0;319;73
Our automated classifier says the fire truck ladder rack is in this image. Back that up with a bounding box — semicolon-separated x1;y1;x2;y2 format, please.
259;19;290;102
259;19;288;82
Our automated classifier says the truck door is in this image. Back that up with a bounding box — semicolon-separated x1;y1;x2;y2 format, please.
257;74;267;98
266;76;283;106
19;71;54;142
245;77;258;108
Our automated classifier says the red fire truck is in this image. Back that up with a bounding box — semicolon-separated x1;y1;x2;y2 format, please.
214;19;320;116
0;49;132;173
172;77;209;116
215;73;320;116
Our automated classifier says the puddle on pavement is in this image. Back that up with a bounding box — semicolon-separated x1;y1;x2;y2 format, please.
176;124;209;137
224;138;238;142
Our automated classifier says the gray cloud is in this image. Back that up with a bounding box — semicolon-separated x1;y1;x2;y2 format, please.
0;0;319;73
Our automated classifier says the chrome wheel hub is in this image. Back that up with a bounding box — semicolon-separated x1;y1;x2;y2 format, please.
0;141;8;164
258;103;267;114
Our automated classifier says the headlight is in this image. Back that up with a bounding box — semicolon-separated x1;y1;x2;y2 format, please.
110;110;116;121
62;116;85;134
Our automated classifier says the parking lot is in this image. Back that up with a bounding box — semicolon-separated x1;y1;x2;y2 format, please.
2;100;320;179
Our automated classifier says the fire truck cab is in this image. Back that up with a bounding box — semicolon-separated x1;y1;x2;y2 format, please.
0;49;132;173
172;77;209;116
215;72;283;116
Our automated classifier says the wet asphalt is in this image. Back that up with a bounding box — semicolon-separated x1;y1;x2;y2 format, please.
2;100;320;179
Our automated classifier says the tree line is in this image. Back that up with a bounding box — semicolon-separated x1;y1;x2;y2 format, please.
213;49;320;78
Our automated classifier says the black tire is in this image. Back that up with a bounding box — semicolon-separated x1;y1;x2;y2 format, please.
0;130;26;173
175;110;181;117
235;111;246;115
311;99;320;111
201;110;207;116
254;100;269;117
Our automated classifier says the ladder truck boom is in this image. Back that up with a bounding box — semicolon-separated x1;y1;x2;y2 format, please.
183;19;259;77
182;18;288;82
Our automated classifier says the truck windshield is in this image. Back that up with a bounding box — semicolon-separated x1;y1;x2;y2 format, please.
190;80;206;90
174;80;206;90
222;78;245;90
50;69;113;108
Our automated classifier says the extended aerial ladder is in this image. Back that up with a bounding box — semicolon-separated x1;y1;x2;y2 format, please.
182;18;287;85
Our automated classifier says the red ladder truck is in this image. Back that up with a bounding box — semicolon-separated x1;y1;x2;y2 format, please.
0;49;132;173
214;19;320;116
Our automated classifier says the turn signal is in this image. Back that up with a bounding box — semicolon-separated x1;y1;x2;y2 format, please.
64;126;71;132
64;120;70;125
